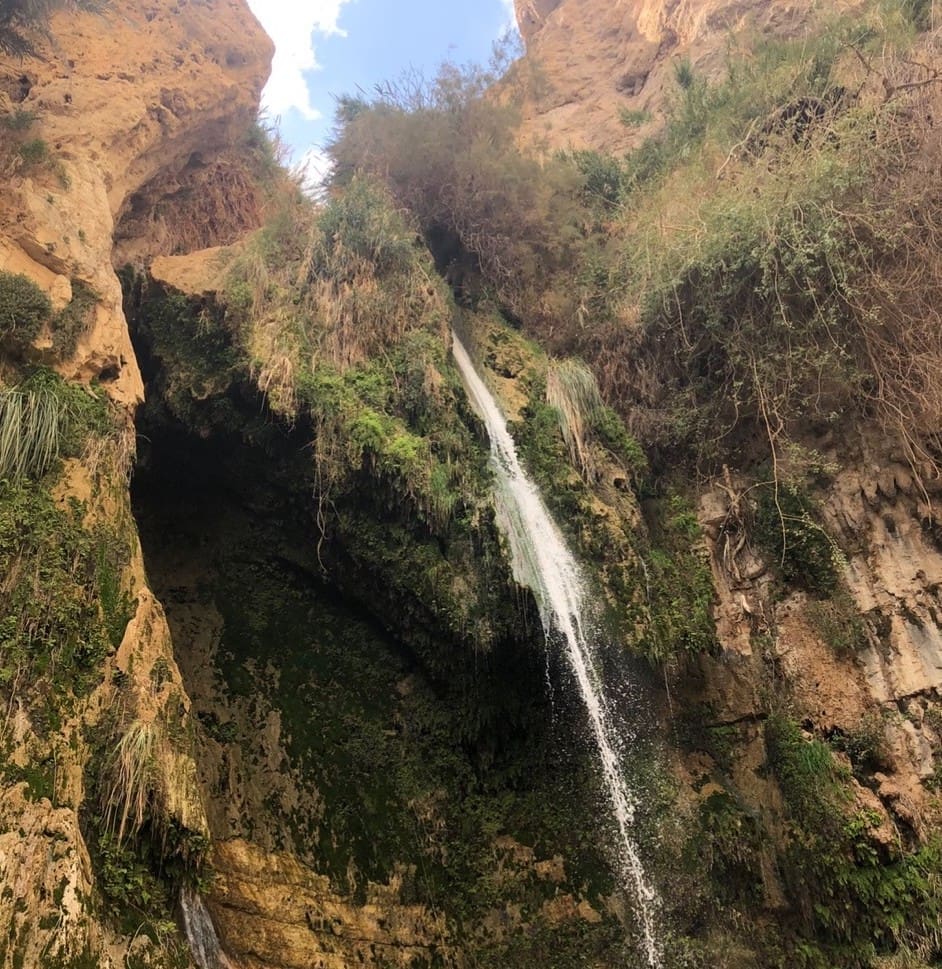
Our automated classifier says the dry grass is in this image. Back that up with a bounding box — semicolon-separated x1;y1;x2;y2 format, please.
100;713;208;847
101;718;158;844
545;358;602;480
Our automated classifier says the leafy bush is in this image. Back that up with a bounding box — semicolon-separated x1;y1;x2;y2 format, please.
327;57;591;328
753;484;842;596
0;107;37;131
766;715;942;966
0;269;51;355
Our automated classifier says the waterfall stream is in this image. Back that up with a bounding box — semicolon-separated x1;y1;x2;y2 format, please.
452;333;663;968
181;889;233;969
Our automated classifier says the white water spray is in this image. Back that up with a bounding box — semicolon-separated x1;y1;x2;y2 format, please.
181;889;234;969
452;333;662;968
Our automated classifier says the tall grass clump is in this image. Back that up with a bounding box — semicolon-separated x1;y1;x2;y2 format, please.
0;379;64;478
545;359;602;480
101;718;157;845
0;369;113;480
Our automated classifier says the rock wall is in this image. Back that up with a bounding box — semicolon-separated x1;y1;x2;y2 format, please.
511;0;863;151
3;0;942;967
0;2;272;966
0;0;272;402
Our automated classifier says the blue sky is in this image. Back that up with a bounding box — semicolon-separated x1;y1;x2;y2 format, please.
245;0;517;177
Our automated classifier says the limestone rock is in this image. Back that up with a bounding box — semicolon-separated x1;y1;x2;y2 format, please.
210;840;456;969
0;0;272;403
511;0;864;152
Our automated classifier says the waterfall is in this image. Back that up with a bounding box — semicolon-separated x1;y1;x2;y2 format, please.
180;889;234;969
452;333;663;968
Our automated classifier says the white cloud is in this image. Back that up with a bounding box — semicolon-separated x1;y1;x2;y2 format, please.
498;0;518;34
247;0;353;121
295;147;334;198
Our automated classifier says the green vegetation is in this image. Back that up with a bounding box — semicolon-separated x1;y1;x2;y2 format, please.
0;271;51;357
327;7;942;483
129;364;627;965
766;715;942;967
638;494;718;664
81;709;209;957
753;483;842;596
0;107;37;131
51;281;97;357
0;376;64;479
0;477;131;710
14;136;69;185
0;271;96;362
807;590;869;657
0;368;113;479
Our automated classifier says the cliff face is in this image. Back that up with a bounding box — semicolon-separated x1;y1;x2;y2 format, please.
511;0;863;150
0;0;272;403
0;3;272;966
4;1;942;968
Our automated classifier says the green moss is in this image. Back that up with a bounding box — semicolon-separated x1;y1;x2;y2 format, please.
133;370;625;962
591;404;648;480
694;790;765;907
0;469;132;718
51;281;98;359
126;285;242;433
638;494;718;663
0;756;55;802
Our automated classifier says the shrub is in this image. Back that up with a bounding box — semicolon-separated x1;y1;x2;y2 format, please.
327;57;589;328
17;136;49;165
0;107;37;131
0;269;51;355
15;136;69;185
766;715;942;965
51;280;97;357
753;484;841;596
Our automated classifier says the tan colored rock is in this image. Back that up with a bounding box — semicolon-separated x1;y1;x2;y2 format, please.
0;0;272;403
210;840;457;969
0;3;270;966
0;786;100;967
152;244;239;297
511;0;863;152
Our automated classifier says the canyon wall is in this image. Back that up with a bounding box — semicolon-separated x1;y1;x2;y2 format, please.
512;0;864;150
2;1;941;968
